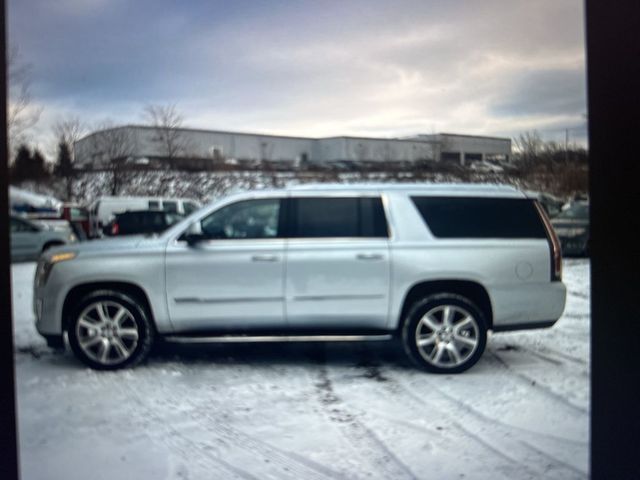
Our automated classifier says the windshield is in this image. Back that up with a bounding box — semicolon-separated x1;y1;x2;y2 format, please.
557;203;589;220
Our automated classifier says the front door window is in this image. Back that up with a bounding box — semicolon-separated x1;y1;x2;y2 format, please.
200;199;281;239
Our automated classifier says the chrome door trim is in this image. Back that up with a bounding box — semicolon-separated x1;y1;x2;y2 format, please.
292;294;385;301
174;296;285;304
356;253;385;260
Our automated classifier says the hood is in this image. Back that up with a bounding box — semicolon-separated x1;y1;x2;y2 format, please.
45;235;166;260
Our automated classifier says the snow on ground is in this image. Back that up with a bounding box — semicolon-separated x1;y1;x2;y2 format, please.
12;259;590;480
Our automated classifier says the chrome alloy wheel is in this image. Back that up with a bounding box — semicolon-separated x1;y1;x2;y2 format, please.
75;301;140;366
414;304;480;368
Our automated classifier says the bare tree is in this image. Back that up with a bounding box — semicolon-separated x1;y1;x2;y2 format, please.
89;123;136;195
50;117;87;200
143;104;193;169
53;117;86;160
513;130;544;165
7;46;42;154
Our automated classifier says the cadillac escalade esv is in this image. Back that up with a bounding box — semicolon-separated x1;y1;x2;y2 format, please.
34;183;566;373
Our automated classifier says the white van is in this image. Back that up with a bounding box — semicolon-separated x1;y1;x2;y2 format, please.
88;196;201;238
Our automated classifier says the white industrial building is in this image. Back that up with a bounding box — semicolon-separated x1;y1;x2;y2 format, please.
74;125;511;170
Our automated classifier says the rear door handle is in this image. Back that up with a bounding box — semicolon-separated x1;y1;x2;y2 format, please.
252;254;279;262
356;253;384;261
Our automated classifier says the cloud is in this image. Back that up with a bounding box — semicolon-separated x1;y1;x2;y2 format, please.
491;69;586;117
8;0;587;152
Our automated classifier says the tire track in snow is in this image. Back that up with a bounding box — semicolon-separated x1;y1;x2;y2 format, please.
486;351;588;415
409;369;586;446
519;440;588;478
397;371;588;479
330;344;586;479
374;378;539;479
343;347;545;479
107;371;260;480
515;344;588;367
186;405;345;480
497;343;590;379
117;366;344;480
311;346;419;480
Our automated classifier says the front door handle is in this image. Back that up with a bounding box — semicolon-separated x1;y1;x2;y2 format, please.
252;254;279;262
356;253;384;261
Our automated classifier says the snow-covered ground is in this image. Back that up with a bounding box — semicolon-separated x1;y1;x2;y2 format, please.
12;260;590;480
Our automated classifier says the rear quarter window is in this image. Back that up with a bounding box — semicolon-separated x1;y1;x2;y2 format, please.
411;196;546;239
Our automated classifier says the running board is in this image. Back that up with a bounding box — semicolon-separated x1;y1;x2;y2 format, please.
163;334;394;344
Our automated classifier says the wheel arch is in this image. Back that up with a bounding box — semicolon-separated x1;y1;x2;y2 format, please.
62;281;156;333
397;279;494;331
42;240;65;252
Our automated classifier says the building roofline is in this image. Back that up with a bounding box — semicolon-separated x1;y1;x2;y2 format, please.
76;124;320;144
424;132;512;142
115;124;319;142
76;124;511;145
317;135;434;143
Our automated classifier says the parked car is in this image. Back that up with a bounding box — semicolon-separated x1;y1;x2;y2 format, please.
88;196;200;238
551;200;589;256
61;204;90;240
18;203;90;241
34;183;566;372
524;190;565;218
10;215;77;262
108;210;185;236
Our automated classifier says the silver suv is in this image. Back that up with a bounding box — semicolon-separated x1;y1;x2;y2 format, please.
34;183;566;373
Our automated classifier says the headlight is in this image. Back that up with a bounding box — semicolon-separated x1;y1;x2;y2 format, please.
69;233;78;242
36;252;77;287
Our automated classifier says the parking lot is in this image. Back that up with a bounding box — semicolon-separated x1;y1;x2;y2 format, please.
12;259;589;480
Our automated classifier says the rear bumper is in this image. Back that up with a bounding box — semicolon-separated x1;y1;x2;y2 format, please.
491;280;566;331
492;320;557;332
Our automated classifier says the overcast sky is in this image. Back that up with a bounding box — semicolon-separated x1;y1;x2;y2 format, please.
8;0;587;152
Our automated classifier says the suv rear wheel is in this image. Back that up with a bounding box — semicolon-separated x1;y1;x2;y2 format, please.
67;290;154;370
402;294;487;373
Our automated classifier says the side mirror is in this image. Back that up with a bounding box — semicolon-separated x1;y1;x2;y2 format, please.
181;222;206;245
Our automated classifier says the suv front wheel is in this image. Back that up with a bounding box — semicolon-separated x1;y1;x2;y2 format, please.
67;290;154;370
402;294;487;374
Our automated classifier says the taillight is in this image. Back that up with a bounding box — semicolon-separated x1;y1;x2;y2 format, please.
111;222;119;235
534;201;562;281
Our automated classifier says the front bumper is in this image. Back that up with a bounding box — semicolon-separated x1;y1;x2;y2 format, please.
33;263;68;337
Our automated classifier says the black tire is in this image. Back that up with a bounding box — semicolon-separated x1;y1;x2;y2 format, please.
402;293;487;374
67;289;154;370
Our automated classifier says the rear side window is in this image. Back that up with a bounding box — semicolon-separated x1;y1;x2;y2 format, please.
162;201;178;213
117;212;169;234
411;196;546;239
290;197;388;238
183;202;198;215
